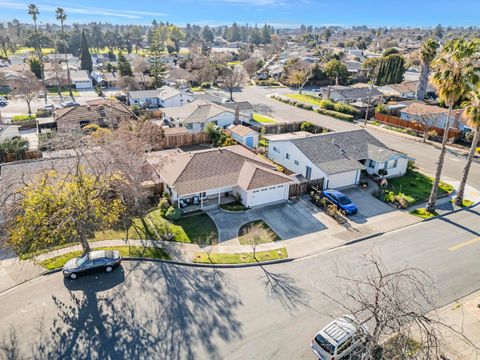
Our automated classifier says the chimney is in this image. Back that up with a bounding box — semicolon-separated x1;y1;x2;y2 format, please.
234;105;240;125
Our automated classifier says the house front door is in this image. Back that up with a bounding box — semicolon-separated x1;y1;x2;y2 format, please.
305;166;312;181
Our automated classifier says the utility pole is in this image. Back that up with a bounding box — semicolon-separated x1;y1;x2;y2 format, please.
363;66;380;127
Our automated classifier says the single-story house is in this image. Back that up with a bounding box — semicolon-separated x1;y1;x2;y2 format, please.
220;101;255;117
267;129;408;189
53;99;134;132
69;70;93;89
229;124;259;148
321;86;383;104
103;72;119;88
0;125;20;141
399;102;464;131
147;145;294;209
378;81;435;99
163;100;251;133
44;70;69;87
345;60;364;75
128;86;195;108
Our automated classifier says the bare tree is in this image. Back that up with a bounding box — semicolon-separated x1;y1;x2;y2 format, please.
413;112;441;142
243;57;259;80
8;70;43;115
220;66;244;101
132;57;150;90
240;222;274;259
117;75;141;91
321;253;478;360
288;63;314;94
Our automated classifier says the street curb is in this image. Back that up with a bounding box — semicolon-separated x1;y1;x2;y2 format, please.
343;232;385;246
421;201;480;222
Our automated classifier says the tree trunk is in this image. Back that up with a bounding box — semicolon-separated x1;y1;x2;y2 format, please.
455;127;480;206
416;63;429;101
426;105;452;213
26;100;32;115
335;76;339;86
79;232;92;256
229;88;233;101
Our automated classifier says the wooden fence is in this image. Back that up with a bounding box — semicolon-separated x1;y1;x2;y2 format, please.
375;113;461;140
289;178;324;198
1;150;42;164
251;121;327;135
161;132;210;149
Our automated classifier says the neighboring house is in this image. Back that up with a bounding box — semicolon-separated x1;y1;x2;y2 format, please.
268;129;408;189
220;101;255;117
163;100;250;133
69;70;93;89
147;145;294;209
53;99;134;132
44;70;69;87
345;60;364;75
128;86;195;108
0;125;20;141
230;125;259;149
378;81;435;99
103;72;118;88
399;102;464;131
321;86;383;104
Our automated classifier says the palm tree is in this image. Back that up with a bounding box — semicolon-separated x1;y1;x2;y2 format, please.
27;3;48;105
415;39;439;101
455;88;480;205
56;7;75;101
426;39;479;213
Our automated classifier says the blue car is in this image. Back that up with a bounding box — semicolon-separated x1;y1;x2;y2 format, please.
322;189;358;215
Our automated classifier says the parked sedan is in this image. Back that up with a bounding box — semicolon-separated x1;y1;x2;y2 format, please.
322;189;358;215
62;250;121;280
61;101;80;108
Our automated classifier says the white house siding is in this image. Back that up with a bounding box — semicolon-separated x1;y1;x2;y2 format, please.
245;184;289;207
183;112;248;133
268;141;327;182
326;170;359;189
231;132;259;148
161;94;195;108
366;156;408;179
73;79;93;89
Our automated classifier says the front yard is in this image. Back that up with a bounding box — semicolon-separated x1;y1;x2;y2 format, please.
383;170;454;207
285;93;324;107
238;220;280;245
193;248;288;264
94;209;218;245
252;113;277;124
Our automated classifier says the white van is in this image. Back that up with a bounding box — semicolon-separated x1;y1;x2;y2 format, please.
311;315;368;359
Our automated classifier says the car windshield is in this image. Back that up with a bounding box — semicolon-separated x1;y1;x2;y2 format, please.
338;195;352;205
314;334;335;355
76;255;89;267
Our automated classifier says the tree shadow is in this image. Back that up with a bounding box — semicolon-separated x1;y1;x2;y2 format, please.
1;262;243;359
258;264;309;313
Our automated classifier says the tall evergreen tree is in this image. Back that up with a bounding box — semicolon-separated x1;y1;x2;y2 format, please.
117;52;133;77
80;29;92;73
375;54;405;86
416;39;439;101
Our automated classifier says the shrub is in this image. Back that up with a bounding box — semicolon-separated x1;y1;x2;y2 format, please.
316;108;354;121
201;82;211;89
256;79;280;86
35;109;51;118
375;103;389;115
11;114;36;122
158;197;170;216
300;121;316;133
333;102;357;116
295;102;305;108
165;206;181;221
319;99;335;110
303;104;313;110
476;147;480;154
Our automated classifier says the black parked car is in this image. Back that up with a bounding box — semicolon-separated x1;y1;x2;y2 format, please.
62;250;121;280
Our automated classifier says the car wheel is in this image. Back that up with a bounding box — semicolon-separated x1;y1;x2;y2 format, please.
105;266;113;273
69;273;77;280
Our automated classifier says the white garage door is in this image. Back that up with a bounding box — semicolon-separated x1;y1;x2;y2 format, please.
247;185;288;207
327;170;358;189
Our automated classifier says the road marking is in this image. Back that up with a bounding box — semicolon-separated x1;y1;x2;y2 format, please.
448;237;480;252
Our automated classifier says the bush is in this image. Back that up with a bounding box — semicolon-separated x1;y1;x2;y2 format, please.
256;79;280;86
295;102;305;108
165;206;181;221
333;102;357;116
158;197;170;216
35;109;51;118
316;108;354;121
200;82;211;89
303;104;313;111
300;121;316;133
476;147;480;154
319;99;335;110
375;103;389;115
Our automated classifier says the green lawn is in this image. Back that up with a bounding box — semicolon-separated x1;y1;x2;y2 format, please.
11;114;36;122
94;209;218;245
286;93;324;107
39;246;170;270
220;201;247;212
252;113;277;124
386;170;454;205
238;220;280;245
193;247;288;264
47;89;80;96
410;208;438;219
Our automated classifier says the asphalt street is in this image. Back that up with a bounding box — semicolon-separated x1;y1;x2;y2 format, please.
0;206;479;359
230;86;480;190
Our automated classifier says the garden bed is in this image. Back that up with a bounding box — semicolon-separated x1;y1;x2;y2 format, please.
193;248;288;264
220;201;247;212
39;246;170;270
238;220;280;245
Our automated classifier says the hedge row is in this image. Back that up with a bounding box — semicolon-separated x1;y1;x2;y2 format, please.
271;95;354;122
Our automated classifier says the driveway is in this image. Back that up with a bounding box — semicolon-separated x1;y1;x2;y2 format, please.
205;200;327;244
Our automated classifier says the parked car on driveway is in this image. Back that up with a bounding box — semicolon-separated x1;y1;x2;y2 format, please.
61;101;80;108
62;250;121;280
0;97;8;106
322;189;358;215
311;315;368;359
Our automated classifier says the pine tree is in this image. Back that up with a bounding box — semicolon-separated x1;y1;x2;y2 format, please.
375;54;405;86
117;52;133;77
80;29;93;73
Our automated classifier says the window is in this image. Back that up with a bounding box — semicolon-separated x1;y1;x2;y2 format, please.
387;159;398;169
273;146;280;153
261;188;268;191
294;160;299;166
285;153;290;160
337;337;354;355
277;185;283;188
305;166;312;181
253;190;259;193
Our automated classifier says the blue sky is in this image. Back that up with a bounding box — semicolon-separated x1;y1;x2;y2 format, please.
0;0;479;27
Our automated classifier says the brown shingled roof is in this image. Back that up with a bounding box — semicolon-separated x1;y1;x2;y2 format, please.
148;145;292;196
230;124;256;137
